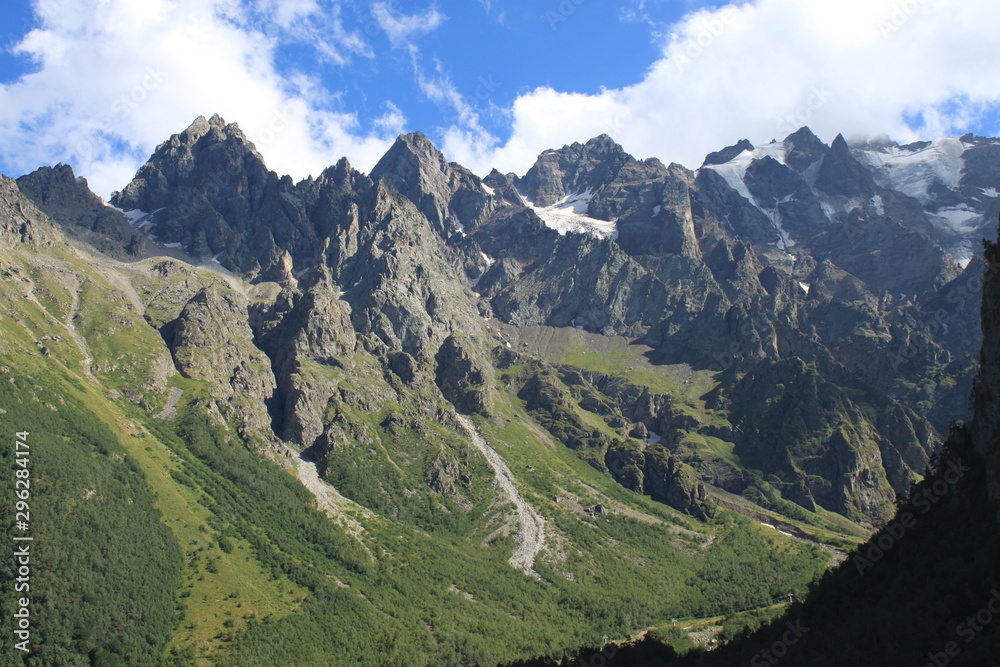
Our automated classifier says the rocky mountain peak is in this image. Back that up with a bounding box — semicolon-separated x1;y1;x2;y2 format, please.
519;134;632;206
369;131;488;237
112;114;267;213
815;133;879;197
370;132;450;183
783;126;829;171
164;113;261;166
702;138;754;167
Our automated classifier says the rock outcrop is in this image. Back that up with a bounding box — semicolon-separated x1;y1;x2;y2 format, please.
168;286;278;444
973;231;1000;513
17;164;141;257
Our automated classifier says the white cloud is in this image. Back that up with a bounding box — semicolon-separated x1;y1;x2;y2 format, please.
444;0;1000;176
371;2;446;49
0;0;398;198
246;0;373;65
373;101;407;136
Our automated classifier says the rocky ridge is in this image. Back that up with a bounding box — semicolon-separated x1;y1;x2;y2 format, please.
15;115;1000;528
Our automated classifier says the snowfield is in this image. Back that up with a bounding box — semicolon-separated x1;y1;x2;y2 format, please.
854;138;967;202
526;189;618;240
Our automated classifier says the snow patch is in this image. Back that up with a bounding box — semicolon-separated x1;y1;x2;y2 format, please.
855;138;966;202
871;194;885;216
702;144;796;249
761;206;795;250
982;188;999;198
933;206;983;235
703;152;757;203
646;432;662;446
527;189;618;240
482;183;496;196
473;252;496;288
799;282;811;294
652;205;662;216
162;242;182;249
122;206;167;229
123;209;148;224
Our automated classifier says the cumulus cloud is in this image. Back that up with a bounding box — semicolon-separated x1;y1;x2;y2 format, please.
448;0;1000;175
0;0;399;198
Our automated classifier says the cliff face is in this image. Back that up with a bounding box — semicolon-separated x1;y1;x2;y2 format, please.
973;231;1000;515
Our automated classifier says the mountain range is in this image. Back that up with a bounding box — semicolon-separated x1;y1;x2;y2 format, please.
1;114;998;665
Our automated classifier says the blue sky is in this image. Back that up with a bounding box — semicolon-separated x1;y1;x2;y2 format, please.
1;0;999;198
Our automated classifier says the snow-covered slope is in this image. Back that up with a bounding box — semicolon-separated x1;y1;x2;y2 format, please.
526;189;618;240
853;138;968;203
697;130;1000;265
701;142;796;248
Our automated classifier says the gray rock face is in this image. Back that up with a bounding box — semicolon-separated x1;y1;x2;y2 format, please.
643;449;710;520
959;140;1000;191
815;134;879;197
370;132;493;238
809;209;960;296
0;176;57;246
435;335;495;416
973;231;1000;512
692;168;781;245
17;164;141;257
168;287;278;445
111;114;312;276
783;127;828;172
743;156;828;239
340;182;486;362
595;163;702;259
519;135;631;206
